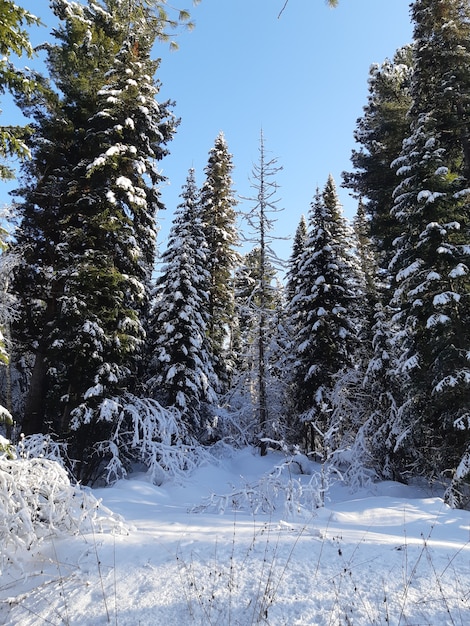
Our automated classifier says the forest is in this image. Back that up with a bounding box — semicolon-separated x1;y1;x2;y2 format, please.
0;0;469;511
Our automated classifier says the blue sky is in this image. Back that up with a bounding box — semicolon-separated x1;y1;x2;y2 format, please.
1;0;414;262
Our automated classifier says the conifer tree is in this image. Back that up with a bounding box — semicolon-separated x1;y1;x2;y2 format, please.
281;214;308;442
288;176;362;454
343;46;413;275
285;215;308;304
234;248;283;450
147;169;217;435
389;0;470;505
199;132;239;390
11;0;179;480
353;199;381;329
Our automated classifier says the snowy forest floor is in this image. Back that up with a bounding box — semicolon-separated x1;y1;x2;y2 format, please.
1;446;470;626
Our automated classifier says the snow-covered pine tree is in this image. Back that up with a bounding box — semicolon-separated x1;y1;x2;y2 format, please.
147;168;218;436
281;215;309;443
199;132;239;391
353;199;382;333
326;198;406;486
332;301;405;488
288;176;362;456
389;0;470;505
11;0;178;481
285;215;308;304
343;46;413;278
11;0;115;440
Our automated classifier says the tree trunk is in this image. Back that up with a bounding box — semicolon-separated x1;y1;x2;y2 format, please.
22;350;48;435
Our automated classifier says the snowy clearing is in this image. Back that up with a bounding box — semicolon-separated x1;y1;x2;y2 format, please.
1;447;469;625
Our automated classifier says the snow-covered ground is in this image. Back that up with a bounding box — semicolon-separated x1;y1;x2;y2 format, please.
1;446;469;625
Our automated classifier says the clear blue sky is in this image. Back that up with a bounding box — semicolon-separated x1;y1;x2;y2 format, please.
2;0;414;262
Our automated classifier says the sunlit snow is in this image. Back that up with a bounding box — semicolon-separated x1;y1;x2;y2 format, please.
2;447;469;625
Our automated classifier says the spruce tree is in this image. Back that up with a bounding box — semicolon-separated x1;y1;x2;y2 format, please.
285;215;308;304
11;0;178;481
353;199;381;328
288;176;362;454
199;132;239;390
148;169;217;435
389;0;470;505
343;46;413;276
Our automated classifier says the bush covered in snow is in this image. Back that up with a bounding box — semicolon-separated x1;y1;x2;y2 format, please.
0;455;126;570
95;395;216;486
192;453;332;519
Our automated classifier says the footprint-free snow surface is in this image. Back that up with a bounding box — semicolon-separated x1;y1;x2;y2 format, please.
1;446;469;625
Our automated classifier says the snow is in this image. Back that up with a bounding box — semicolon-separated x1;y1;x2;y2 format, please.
433;291;460;306
449;263;468;278
1;446;469;626
84;383;104;399
396;259;423;283
426;313;450;328
106;190;117;204
116;176;133;190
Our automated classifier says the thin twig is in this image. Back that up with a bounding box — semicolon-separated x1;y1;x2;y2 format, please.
278;0;289;19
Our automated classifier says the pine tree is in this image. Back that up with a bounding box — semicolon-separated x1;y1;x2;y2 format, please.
288;176;362;455
389;0;470;505
353;199;381;328
0;1;40;179
281;214;309;442
199;132;239;390
11;0;178;481
148;169;217;435
343;46;413;276
285;215;308;304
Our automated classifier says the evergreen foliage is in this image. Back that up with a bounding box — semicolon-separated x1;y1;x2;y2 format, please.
199;132;239;390
285;215;308;304
233;248;283;448
343;46;413;275
287;176;362;454
0;0;468;509
148;168;218;435
0;1;40;179
11;0;177;481
389;0;470;504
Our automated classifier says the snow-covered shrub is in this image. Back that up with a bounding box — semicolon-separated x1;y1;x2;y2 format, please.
0;456;126;569
192;453;331;519
96;395;214;485
445;444;470;509
17;432;68;465
214;386;259;448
